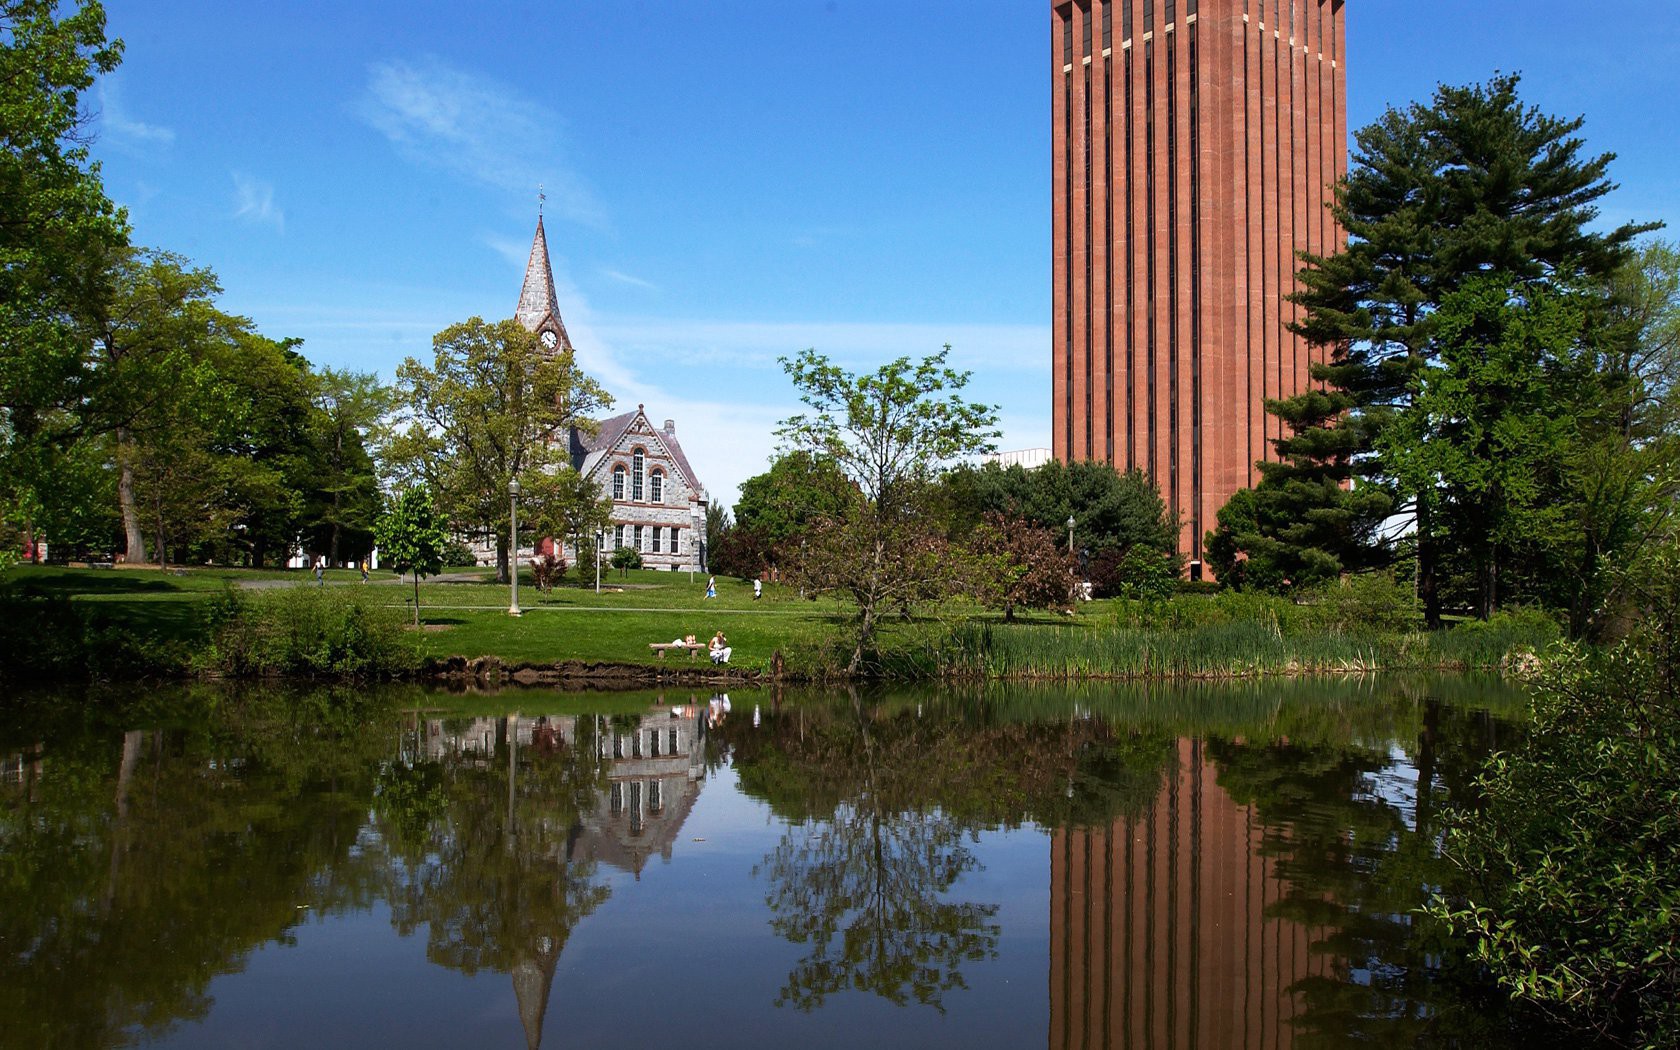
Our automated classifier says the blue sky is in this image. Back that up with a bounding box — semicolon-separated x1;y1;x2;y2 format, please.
89;1;1680;509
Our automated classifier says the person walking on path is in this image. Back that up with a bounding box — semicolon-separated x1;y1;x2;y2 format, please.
753;578;762;600
314;560;324;587
360;559;369;584
705;575;716;599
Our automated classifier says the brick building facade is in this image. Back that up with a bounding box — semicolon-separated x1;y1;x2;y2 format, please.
1051;0;1347;576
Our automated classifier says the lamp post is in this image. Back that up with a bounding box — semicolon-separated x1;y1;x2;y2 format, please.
507;477;522;617
1067;515;1076;555
595;529;604;594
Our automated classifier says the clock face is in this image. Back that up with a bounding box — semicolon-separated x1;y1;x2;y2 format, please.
540;330;558;350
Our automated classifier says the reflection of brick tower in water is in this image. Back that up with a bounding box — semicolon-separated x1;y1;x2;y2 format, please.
1049;739;1334;1048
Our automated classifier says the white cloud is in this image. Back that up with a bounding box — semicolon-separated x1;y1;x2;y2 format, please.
231;172;284;233
97;81;175;149
600;268;657;291
358;57;604;226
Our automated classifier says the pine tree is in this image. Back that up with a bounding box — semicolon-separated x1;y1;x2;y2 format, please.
1206;388;1391;592
1291;74;1652;624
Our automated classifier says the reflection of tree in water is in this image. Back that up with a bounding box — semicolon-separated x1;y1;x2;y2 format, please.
374;714;613;1048
725;691;1175;1012
1207;698;1538;1048
0;684;394;1048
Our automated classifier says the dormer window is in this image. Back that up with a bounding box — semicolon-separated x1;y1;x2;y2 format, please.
632;449;645;501
650;470;664;504
612;465;626;500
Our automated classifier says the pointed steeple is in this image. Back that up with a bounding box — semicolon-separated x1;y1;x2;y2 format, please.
515;215;573;352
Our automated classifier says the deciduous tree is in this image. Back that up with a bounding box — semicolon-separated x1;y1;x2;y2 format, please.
777;347;998;673
373;486;447;625
387;317;610;584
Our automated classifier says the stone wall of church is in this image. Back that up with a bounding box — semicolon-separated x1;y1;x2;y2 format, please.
578;416;708;572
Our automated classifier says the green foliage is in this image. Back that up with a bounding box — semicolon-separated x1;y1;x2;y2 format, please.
1294;573;1421;636
0;0;128;522
1088;542;1178;600
778;346;999;674
1292;73;1655;626
373;486;448;624
731;449;854;566
439;538;477;569
1206;386;1393;591
1432;640;1678;1045
934;590;1554;681
299;367;390;564
609;545;642;575
0;588;186;680
199;586;418;678
385;316;610;584
943;458;1178;559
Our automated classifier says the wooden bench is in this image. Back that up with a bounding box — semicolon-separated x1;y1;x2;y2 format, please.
649;642;705;661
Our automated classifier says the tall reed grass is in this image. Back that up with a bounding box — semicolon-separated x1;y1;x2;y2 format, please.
929;605;1558;682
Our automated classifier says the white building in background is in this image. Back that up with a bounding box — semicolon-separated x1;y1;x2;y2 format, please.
981;447;1054;470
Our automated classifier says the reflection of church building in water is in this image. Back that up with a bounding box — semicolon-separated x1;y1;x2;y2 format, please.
1050;739;1333;1049
416;703;709;876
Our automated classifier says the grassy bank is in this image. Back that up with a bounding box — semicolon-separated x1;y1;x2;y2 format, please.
0;564;1559;683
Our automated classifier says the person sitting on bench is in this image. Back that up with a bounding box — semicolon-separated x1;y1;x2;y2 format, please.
709;631;732;665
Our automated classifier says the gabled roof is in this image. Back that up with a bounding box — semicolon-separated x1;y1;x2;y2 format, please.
569;405;704;497
515;216;573;351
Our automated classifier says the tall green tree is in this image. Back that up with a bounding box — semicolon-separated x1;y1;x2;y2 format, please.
301;368;389;565
1292;74;1652;625
387;317;610;584
0;0;127;536
724;449;854;575
777;346;998;674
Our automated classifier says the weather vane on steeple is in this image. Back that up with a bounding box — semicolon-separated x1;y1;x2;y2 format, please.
538;183;545;216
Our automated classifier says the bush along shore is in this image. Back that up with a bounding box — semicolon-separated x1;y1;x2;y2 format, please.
0;570;1558;686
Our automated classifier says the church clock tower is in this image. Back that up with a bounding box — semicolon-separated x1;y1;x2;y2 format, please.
514;214;573;354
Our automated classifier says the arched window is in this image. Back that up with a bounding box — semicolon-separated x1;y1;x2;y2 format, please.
632;449;645;501
650;470;664;504
612;465;626;500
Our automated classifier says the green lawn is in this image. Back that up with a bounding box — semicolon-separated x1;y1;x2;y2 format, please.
1;563;930;672
396;569;864;670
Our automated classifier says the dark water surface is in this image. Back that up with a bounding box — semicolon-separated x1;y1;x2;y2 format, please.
2;677;1554;1048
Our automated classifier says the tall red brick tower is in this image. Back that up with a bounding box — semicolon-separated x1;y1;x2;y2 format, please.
1051;0;1347;577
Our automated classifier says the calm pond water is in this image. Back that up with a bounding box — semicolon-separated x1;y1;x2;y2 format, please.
2;677;1561;1049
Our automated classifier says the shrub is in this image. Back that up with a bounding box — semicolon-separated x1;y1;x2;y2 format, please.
611;547;643;575
200;585;418;678
1431;637;1679;1047
1088;544;1177;600
1294;573;1421;636
0;590;188;681
530;552;567;593
440;539;478;568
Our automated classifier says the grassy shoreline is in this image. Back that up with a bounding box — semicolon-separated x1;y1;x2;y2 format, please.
0;564;1558;685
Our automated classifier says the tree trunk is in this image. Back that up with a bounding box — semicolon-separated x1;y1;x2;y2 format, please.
1416;497;1441;629
412;572;421;626
152;486;168;570
117;429;146;562
497;536;510;585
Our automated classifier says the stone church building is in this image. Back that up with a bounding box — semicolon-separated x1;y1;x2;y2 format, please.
515;217;709;571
